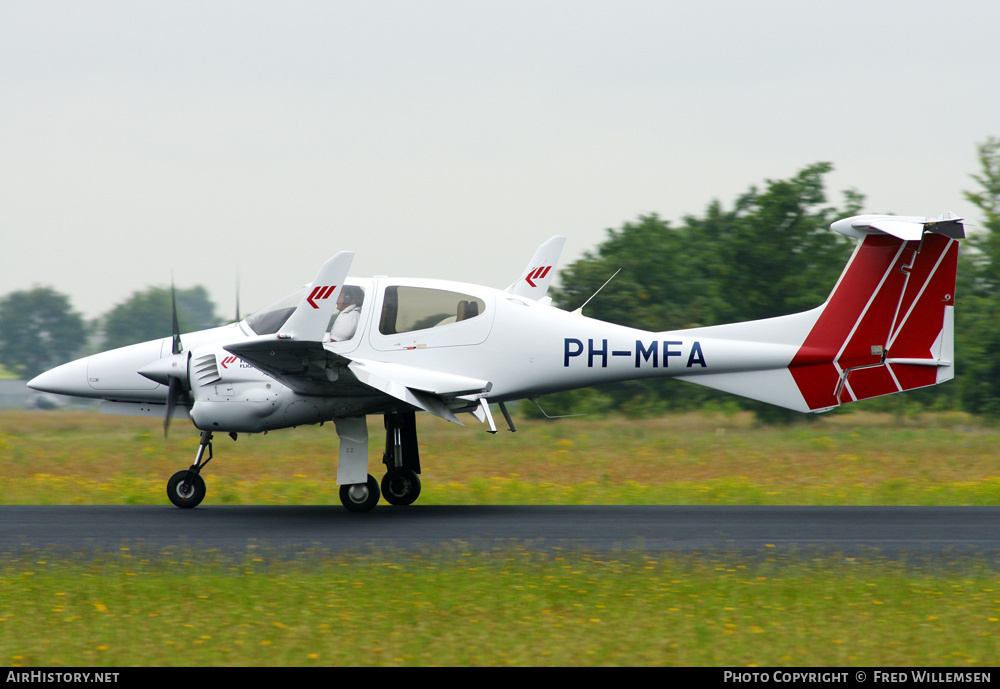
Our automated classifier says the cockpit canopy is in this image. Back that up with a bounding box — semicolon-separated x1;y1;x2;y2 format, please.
245;281;489;343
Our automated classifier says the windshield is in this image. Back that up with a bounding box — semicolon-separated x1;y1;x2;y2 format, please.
245;286;308;335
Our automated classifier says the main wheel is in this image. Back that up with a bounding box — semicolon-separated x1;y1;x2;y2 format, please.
339;474;380;512
167;470;206;509
381;468;421;506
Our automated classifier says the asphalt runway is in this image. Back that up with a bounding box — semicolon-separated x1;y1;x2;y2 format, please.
1;505;998;561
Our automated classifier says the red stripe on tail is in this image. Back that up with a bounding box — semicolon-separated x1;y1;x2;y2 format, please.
789;233;957;410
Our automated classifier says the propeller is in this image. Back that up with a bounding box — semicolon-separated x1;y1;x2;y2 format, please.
164;281;190;436
137;281;191;436
171;279;182;355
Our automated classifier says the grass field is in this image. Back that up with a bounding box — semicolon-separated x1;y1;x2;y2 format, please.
2;551;998;667
1;408;998;666
1;408;998;506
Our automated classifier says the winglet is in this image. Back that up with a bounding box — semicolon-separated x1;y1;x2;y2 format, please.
506;236;566;300
278;251;355;341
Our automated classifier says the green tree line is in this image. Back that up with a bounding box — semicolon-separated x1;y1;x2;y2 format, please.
541;138;1000;421
3;138;998;422
0;285;219;380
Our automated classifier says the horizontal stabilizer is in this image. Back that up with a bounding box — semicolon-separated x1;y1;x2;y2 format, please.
831;213;965;241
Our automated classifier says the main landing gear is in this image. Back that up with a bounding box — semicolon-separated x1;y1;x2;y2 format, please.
337;466;421;512
166;413;423;513
338;412;422;512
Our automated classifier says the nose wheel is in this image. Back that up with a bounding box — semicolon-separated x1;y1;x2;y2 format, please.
167;470;206;508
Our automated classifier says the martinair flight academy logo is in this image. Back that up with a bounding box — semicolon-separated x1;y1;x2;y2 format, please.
524;266;552;288
307;285;337;309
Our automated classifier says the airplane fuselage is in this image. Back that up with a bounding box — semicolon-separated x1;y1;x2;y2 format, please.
33;276;820;434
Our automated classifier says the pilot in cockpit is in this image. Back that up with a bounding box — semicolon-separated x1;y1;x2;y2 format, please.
328;286;364;342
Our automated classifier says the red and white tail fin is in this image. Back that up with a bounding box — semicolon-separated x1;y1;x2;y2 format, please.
790;214;961;410
677;214;962;412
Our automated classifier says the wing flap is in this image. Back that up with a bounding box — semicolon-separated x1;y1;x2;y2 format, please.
347;358;492;397
347;358;492;424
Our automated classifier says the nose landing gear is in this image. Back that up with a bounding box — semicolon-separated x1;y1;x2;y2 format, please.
166;430;214;509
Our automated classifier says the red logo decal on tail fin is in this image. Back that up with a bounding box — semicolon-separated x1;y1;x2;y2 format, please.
307;285;337;309
524;266;552;288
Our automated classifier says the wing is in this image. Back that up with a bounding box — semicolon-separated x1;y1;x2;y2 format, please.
225;338;490;424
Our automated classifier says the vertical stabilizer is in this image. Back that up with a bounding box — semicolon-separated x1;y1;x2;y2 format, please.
676;215;961;412
791;219;960;410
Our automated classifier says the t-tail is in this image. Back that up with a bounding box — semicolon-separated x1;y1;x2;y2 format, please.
675;214;963;412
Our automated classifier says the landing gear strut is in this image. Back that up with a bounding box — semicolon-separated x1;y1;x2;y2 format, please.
166;430;213;509
335;412;424;512
380;412;421;507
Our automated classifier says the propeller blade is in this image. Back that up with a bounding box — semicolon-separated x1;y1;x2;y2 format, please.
171;279;183;355
165;377;181;437
165;278;187;436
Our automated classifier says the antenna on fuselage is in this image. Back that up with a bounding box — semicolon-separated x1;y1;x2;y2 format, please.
572;268;621;316
234;266;241;323
528;398;586;419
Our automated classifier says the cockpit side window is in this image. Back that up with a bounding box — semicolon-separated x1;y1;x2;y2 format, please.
379;287;486;335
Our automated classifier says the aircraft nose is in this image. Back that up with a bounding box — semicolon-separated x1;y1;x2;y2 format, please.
27;339;167;400
27;358;94;398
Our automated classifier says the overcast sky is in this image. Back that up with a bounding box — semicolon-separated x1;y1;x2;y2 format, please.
2;1;997;321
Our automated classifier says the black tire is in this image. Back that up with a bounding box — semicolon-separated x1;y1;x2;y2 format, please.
167;470;206;509
339;474;380;512
381;468;421;506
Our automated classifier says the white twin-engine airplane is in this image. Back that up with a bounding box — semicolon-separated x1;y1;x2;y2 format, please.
28;213;964;512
